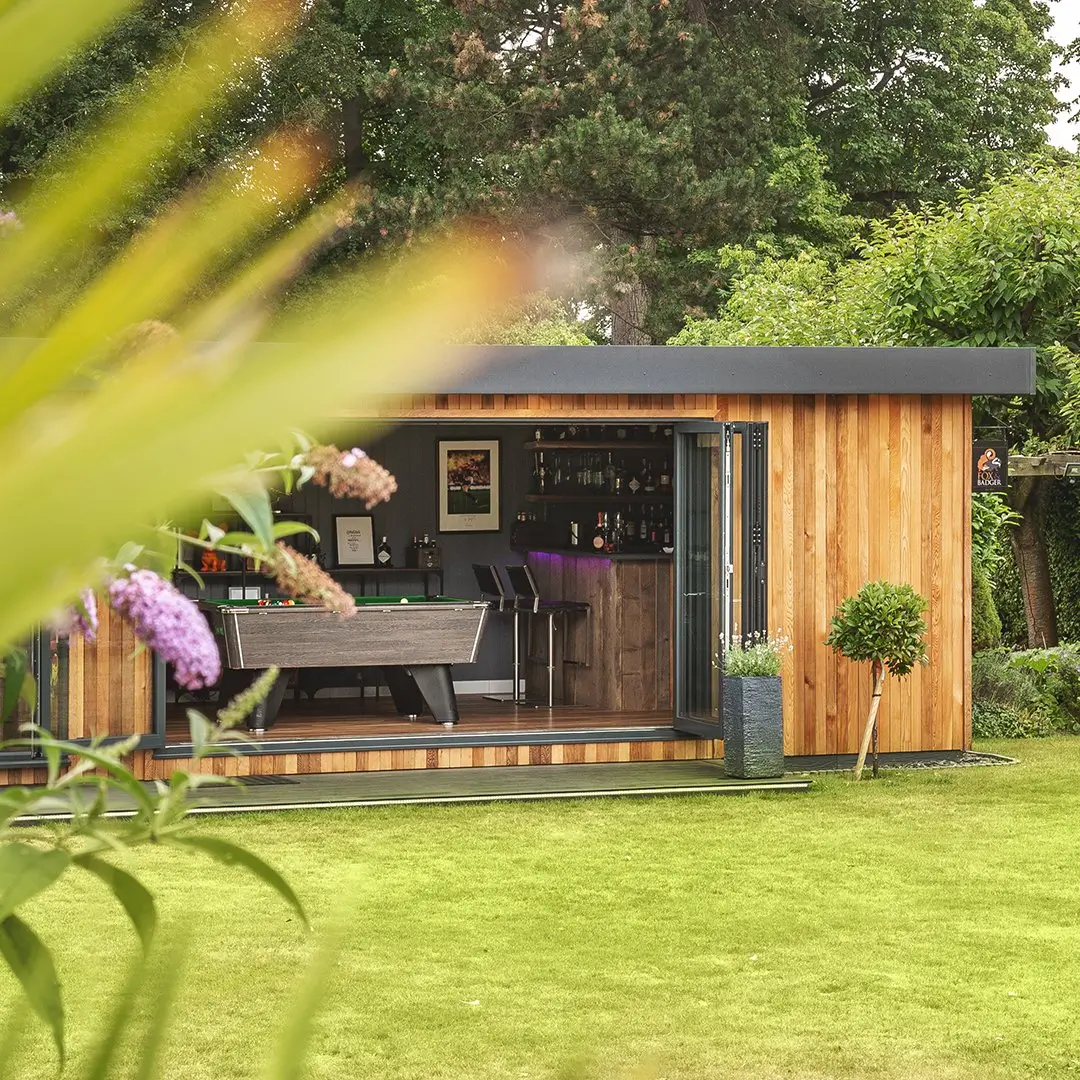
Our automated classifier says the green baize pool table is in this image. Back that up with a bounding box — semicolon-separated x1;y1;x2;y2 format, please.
198;597;490;731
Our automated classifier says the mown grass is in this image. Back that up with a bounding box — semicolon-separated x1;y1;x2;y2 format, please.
4;737;1080;1080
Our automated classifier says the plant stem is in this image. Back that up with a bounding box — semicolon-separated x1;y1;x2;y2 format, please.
853;661;884;781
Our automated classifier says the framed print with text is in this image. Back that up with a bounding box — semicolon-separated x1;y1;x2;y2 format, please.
333;514;376;567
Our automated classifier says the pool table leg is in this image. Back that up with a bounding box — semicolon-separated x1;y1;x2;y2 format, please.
218;668;291;733
382;664;459;726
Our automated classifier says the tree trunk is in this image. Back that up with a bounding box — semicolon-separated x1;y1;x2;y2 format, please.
339;94;372;184
608;229;654;345
853;661;884;781
1009;476;1058;648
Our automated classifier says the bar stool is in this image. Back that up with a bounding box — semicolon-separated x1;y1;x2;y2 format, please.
472;564;523;704
504;564;590;708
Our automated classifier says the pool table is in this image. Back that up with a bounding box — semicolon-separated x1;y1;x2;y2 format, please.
198;597;489;731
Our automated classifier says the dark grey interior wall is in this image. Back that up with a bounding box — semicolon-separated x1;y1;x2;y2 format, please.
276;422;531;682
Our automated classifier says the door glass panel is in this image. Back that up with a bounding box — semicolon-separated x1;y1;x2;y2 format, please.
676;431;724;724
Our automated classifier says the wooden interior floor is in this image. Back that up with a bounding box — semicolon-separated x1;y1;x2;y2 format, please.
165;694;672;744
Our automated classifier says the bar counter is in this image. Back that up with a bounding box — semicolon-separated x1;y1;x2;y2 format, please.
521;548;672;711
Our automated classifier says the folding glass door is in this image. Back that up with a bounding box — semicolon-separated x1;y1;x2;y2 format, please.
673;423;768;735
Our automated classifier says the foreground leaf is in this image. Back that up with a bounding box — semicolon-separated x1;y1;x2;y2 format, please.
0;915;63;1065
75;855;157;951
0;844;70;920
167;835;307;928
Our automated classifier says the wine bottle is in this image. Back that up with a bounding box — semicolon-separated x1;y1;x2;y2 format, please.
659;459;671;492
591;511;607;551
377;536;392;566
643;461;657;493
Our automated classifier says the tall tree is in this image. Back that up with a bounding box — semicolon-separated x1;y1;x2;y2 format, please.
674;162;1080;648
805;0;1063;215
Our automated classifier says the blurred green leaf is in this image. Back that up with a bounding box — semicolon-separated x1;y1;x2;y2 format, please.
0;0;137;117
0;845;70;920
229;486;275;548
0;648;26;721
74;855;157;951
166;835;307;928
0;914;63;1065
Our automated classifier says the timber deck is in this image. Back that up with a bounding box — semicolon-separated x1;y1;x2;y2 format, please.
18;760;811;820
164;696;673;744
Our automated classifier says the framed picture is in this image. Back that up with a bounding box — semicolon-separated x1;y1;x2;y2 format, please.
333;514;376;567
437;438;501;533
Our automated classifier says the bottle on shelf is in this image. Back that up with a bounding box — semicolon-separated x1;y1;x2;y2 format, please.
611;509;623;553
591;511;607;551
659;458;672;493
642;459;657;494
376;536;392;567
604;452;617;494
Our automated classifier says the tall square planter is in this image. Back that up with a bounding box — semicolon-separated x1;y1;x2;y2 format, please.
722;675;784;779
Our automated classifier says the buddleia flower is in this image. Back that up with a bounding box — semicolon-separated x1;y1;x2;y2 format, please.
302;444;397;506
108;569;221;690
267;543;356;616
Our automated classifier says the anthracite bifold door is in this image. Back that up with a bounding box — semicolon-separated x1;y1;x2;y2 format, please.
673;423;768;736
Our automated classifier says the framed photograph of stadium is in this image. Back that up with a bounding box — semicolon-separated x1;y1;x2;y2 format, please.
437;438;501;533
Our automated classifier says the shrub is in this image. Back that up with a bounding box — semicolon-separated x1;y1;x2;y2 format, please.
971;699;1055;739
971;646;1080;735
972;563;1002;652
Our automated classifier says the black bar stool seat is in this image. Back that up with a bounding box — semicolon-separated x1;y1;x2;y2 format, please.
504;564;591;707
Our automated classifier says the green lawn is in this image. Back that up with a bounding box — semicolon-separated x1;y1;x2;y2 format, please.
5;738;1080;1080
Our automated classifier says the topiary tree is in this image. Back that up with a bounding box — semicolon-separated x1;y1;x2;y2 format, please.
826;580;929;780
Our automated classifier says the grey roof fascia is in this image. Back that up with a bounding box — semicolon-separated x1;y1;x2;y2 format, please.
434;345;1035;396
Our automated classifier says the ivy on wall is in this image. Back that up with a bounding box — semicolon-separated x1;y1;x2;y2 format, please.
994;481;1080;646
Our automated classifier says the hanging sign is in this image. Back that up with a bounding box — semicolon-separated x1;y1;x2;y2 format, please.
972;441;1008;492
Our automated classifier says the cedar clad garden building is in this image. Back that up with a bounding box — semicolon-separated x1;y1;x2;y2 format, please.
0;344;1034;785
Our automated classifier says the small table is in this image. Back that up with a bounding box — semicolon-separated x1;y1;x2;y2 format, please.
199;596;488;731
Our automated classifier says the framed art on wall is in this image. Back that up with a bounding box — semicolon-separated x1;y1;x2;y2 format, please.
437;438;501;533
333;514;376;567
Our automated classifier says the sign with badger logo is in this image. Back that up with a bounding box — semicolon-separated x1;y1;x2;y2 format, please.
972;441;1007;492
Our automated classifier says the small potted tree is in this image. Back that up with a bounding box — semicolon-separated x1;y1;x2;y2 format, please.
720;632;791;779
825;580;929;780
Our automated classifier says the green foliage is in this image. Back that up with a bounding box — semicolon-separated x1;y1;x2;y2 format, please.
972;494;1021;582
0;702;306;1062
971;698;1054;739
805;0;1062;217
825;580;929;679
971;646;1080;734
971;563;1002;653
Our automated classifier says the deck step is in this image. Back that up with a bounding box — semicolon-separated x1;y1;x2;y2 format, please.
18;761;810;820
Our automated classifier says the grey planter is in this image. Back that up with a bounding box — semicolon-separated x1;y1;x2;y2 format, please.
722;675;784;779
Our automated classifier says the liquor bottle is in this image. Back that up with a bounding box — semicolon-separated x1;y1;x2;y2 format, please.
422;532;432;548
612;458;625;496
643;460;656;493
591;454;605;492
377;536;392;566
591;511;607;551
623;506;636;546
662;513;673;549
537;452;547;493
649;507;660;547
638;509;648;542
604;452;617;494
659;458;671;492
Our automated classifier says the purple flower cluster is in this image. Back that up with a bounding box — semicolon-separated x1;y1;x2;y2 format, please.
108;570;221;690
71;590;98;642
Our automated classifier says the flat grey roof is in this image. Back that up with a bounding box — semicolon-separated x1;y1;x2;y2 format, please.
0;339;1035;395
439;345;1034;396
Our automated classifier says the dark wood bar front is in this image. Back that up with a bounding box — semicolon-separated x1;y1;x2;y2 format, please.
523;550;672;711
